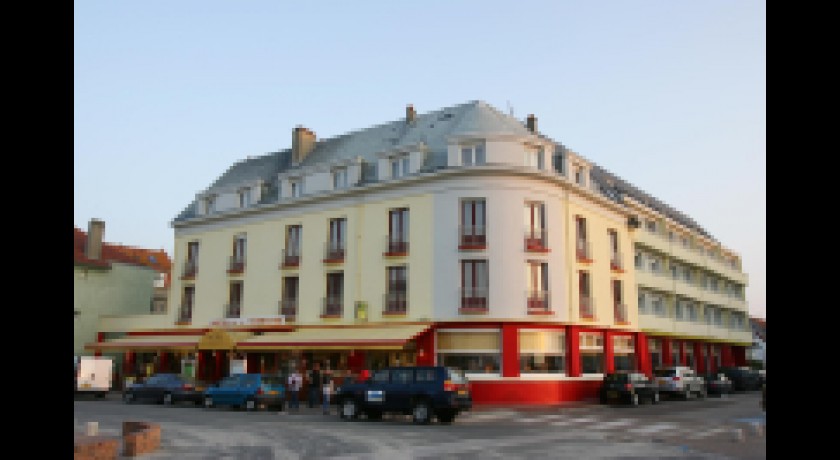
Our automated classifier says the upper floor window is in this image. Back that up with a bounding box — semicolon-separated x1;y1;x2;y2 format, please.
387;208;409;254
461;259;489;311
608;229;621;270
526;261;549;312
635;251;642;269
389;155;411;179
183;241;199;278
385;266;408;314
283;225;302;268
645;219;657;233
324;272;344;317
575;216;591;261
229;234;246;273
524;201;547;251
332;167;348;189
574;166;585;186
238;188;250;208
227;281;243;318
326;218;347;261
579;270;594;319
612;279;627;323
461;143;486;166
460;199;487;248
204;195;216;214
179;286;195;322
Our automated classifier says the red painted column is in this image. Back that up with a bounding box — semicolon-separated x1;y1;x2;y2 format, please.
567;326;581;377
159;352;168;373
678;341;686;366
124;351;134;375
661;338;672;367
347;350;366;373
603;330;614;374
694;342;705;374
502;323;520;377
635;332;651;377
721;345;733;367
197;351;205;381
215;351;223;381
246;353;260;373
95;332;104;357
414;329;435;366
707;344;715;373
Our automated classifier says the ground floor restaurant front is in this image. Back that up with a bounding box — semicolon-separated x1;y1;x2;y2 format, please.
86;322;749;405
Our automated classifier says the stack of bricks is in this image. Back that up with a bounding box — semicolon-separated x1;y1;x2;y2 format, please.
74;434;119;460
122;421;161;457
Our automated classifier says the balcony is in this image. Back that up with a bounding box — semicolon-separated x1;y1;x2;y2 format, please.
227;256;246;274
524;229;549;253
610;252;624;273
383;292;408;315
280;248;301;269
459;226;487;250
614;303;629;324
180;260;198;280
323;242;345;264
321;296;343;318
279;299;297;321
177;304;193;324
459;287;488;313
579;295;595;320
576;239;592;263
384;237;409;257
225;302;241;319
526;291;551;314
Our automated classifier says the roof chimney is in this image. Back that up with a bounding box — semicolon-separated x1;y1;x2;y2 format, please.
292;126;317;164
526;114;537;133
86;219;105;260
406;104;416;124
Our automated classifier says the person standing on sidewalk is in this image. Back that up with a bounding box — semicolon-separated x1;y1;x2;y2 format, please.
322;363;334;414
308;362;322;408
288;368;302;411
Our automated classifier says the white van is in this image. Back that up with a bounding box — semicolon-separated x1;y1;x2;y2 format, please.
74;356;113;397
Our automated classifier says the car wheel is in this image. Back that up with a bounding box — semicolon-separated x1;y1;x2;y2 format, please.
341;399;359;421
163;393;173;405
204;396;214;409
631;393;639;406
245;398;256;411
412;400;431;425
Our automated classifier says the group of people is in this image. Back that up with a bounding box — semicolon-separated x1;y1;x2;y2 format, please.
286;361;334;414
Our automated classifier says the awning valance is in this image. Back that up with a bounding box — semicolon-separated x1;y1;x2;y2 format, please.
84;335;202;352
237;324;430;350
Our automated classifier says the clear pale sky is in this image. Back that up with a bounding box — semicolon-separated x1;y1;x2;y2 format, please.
74;1;766;319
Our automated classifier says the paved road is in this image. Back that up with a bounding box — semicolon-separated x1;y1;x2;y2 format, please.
74;392;765;459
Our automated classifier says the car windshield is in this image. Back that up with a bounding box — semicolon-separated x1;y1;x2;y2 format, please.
446;367;467;384
653;369;676;378
604;373;629;383
218;376;242;387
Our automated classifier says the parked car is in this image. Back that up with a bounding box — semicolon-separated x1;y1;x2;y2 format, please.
122;373;206;405
717;366;761;391
333;366;472;424
599;371;659;406
701;372;733;396
203;373;286;411
653;366;706;399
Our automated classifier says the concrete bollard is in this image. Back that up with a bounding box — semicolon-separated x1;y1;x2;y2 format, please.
732;428;744;442
86;421;99;436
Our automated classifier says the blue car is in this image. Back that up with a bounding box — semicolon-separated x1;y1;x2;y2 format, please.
203;373;286;411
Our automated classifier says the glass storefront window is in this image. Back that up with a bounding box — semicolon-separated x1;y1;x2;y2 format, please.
437;354;500;373
519;330;565;374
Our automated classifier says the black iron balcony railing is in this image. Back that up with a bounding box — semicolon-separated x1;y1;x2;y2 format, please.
579;295;595;319
177;303;193;323
181;260;198;279
225;302;241;319
323;242;345;263
526;290;550;313
279;299;298;320
524;229;548;252
384;237;409;256
460;287;488;311
322;296;343;317
281;248;301;268
459;225;487;249
614;303;628;324
228;255;246;273
383;292;408;314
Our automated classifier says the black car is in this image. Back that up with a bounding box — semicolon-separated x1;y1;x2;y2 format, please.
333;366;472;424
123;373;206;405
701;372;733;396
717;366;761;391
599;371;659;406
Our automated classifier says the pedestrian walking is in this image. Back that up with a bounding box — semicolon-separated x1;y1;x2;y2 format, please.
288;368;302;411
308;362;322;408
322;366;334;415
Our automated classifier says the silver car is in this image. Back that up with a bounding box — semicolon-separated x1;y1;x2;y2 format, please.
653;366;706;399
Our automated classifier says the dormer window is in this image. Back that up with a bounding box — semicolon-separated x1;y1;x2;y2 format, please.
461;143;485;166
238;188;250;208
332;167;348;189
204;195;216;214
525;146;544;170
575;166;586;186
290;179;302;198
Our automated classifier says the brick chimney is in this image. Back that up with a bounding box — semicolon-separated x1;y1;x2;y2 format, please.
526;114;537;133
406;104;416;124
86;219;105;260
292;126;317;164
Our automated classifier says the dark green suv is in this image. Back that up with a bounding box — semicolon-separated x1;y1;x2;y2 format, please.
333;366;472;424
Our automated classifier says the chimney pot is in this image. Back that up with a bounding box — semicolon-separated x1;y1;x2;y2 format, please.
526;114;537;133
406;104;416;124
86;219;105;260
292;126;317;164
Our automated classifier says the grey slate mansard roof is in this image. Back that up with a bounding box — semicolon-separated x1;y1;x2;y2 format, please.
172;100;714;241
